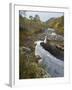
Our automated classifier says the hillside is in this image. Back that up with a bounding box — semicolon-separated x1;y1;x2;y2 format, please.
46;16;64;35
19;14;50;79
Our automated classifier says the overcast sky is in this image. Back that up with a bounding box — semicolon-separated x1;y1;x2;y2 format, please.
20;11;64;22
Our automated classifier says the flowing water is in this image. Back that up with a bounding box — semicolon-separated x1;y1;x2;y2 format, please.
35;34;64;77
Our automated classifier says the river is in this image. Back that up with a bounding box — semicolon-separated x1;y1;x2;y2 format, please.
35;28;64;77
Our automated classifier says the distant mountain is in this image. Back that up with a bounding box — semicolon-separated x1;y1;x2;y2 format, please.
46;16;64;35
